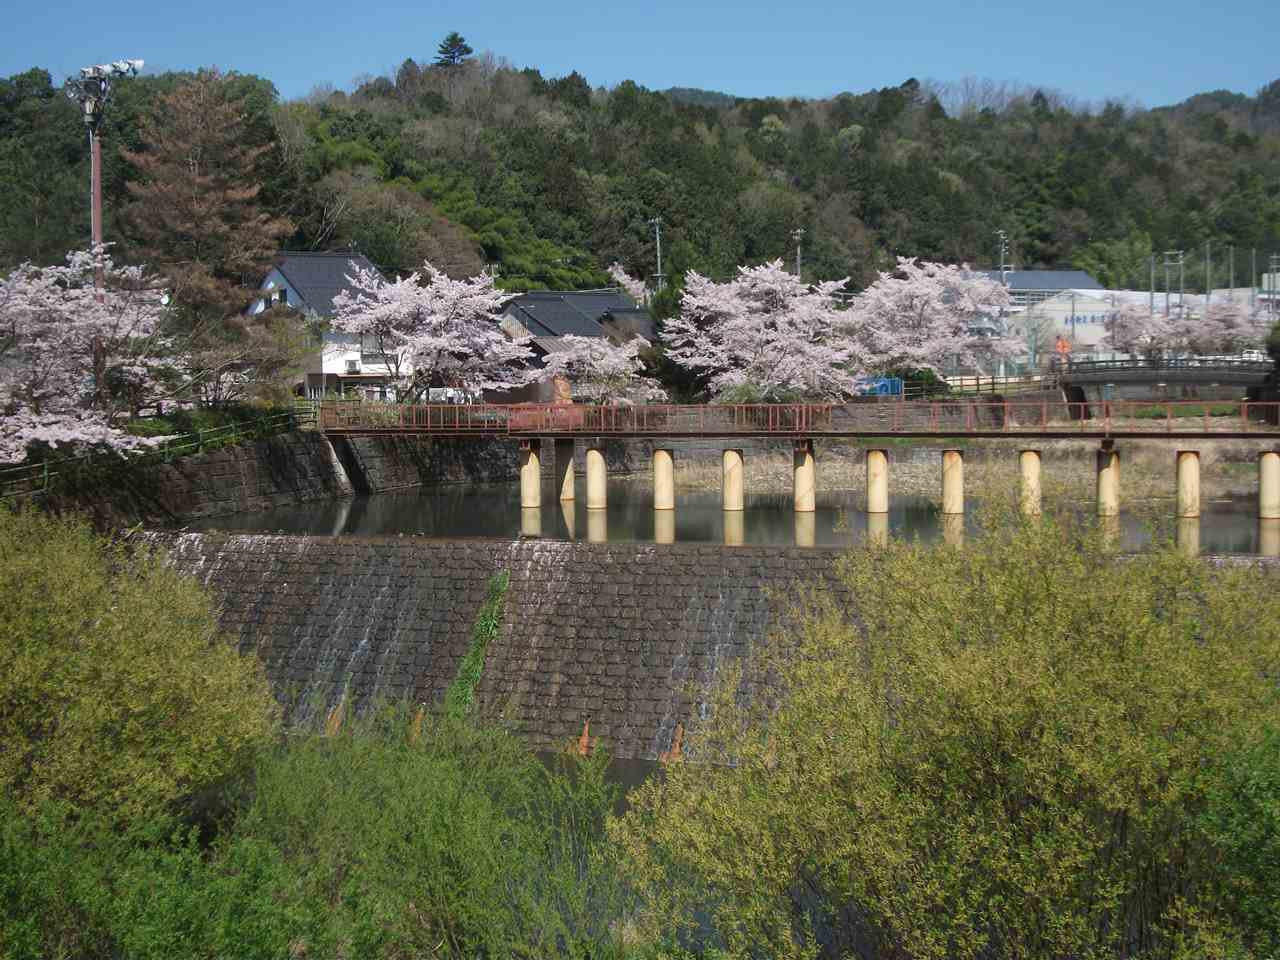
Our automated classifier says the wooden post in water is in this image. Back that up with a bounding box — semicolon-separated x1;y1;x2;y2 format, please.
1260;451;1280;519
654;448;675;511
1176;450;1201;518
866;449;889;515
793;439;816;513
1019;450;1042;517
554;439;575;502
941;449;964;516
586;447;607;510
722;449;744;511
520;441;541;509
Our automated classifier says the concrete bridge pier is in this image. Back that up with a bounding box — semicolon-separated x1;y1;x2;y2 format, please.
1260;518;1280;557
867;511;889;547
722;449;745;511
520;507;542;539
793;440;816;513
866;449;889;515
554;439;575;502
654;509;675;544
520;441;541;509
1096;444;1120;518
1261;451;1280;520
795;511;816;548
1176;517;1200;557
653;448;675;511
587;508;607;544
586;447;607;510
941;449;964;516
723;510;745;546
943;513;965;548
1176;450;1201;518
1019;450;1042;517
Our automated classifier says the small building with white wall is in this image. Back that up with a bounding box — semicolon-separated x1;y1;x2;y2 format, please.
251;251;396;400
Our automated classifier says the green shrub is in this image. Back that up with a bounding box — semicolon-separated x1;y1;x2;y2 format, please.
614;509;1280;959
0;509;277;822
1201;728;1280;954
234;705;631;958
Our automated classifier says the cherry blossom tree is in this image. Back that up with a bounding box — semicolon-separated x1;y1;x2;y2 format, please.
850;258;1018;374
539;335;667;404
1172;300;1268;356
330;260;536;400
608;263;648;304
662;260;866;401
0;248;173;463
1101;301;1175;356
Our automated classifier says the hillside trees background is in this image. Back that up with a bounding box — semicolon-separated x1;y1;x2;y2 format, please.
1;54;1279;301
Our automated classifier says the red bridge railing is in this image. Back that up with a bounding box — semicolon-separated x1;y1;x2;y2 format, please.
317;400;1280;438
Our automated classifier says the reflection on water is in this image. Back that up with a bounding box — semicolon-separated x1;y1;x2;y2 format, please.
190;478;1275;555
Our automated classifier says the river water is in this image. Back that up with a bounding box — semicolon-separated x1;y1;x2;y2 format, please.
191;479;1272;554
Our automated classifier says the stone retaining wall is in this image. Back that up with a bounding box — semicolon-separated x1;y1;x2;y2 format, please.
152;533;848;759
44;432;353;529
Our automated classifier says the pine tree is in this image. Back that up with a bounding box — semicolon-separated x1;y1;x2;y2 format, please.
121;68;292;326
120;69;296;403
434;32;474;67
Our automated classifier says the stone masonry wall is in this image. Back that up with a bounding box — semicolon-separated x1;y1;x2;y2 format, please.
45;432;353;529
153;533;848;759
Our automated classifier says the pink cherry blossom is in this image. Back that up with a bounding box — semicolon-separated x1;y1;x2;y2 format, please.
539;335;667;404
330;260;537;399
1;248;172;463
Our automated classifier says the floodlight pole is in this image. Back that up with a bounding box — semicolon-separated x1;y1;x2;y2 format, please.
66;59;143;295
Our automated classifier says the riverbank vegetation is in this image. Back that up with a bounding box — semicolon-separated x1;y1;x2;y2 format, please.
2;506;1279;958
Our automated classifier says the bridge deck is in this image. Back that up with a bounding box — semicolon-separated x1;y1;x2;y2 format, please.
317;400;1280;442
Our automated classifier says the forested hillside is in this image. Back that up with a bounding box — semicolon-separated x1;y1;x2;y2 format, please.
3;46;1279;301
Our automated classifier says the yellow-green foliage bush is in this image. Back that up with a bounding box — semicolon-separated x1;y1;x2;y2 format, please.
614;511;1280;960
0;509;277;821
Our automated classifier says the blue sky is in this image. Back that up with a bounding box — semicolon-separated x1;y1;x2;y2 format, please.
6;0;1275;108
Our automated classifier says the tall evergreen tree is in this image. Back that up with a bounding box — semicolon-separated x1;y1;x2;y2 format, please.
434;32;474;67
120;69;297;403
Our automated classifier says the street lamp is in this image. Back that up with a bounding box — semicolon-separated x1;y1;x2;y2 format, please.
64;59;144;267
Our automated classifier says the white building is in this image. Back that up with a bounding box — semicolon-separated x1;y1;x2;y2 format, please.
251;251;398;400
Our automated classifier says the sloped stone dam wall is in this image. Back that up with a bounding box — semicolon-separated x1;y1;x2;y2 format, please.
149;533;849;760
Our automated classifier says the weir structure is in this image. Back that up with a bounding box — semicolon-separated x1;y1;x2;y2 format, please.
320;399;1280;550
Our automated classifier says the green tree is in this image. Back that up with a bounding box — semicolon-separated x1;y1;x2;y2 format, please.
614;510;1280;959
435;32;474;67
0;509;277;822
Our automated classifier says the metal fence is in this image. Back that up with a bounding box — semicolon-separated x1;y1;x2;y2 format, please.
315;400;1280;439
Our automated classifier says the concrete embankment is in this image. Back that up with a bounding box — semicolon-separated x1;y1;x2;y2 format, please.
149;532;848;760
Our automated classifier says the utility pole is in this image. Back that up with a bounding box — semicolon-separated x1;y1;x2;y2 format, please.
1205;240;1211;305
647;216;664;292
1163;250;1183;319
996;229;1013;284
1264;252;1274;320
1229;246;1235;299
792;227;805;278
1149;254;1155;317
1252;248;1258;310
